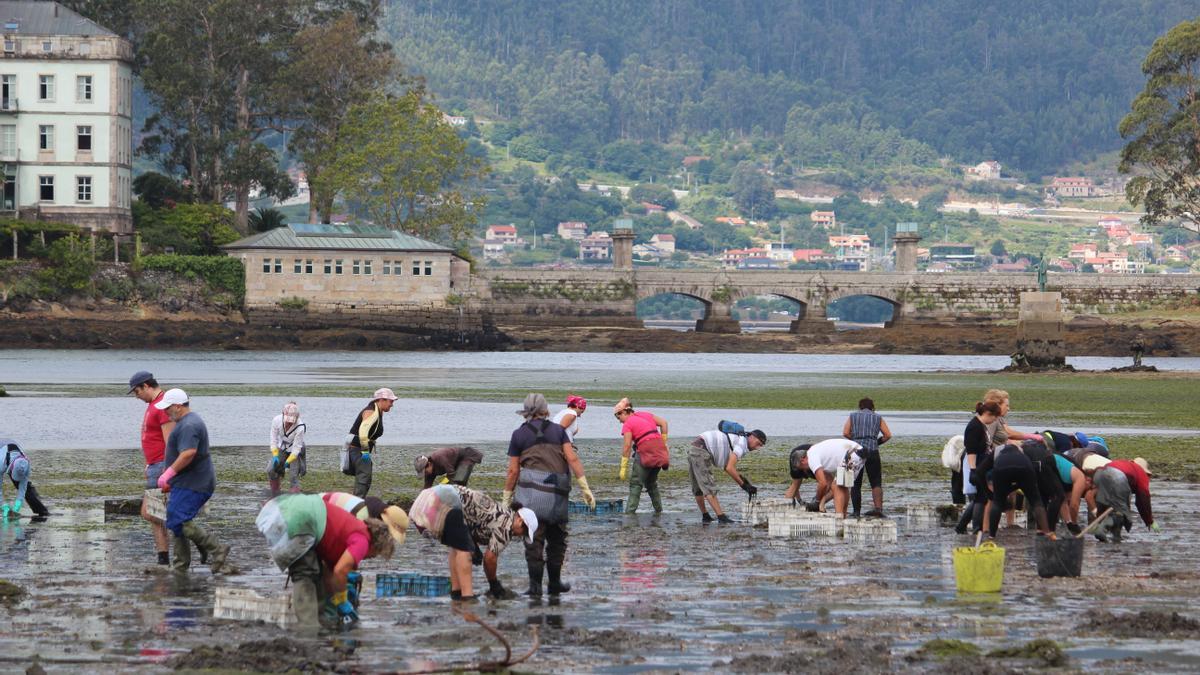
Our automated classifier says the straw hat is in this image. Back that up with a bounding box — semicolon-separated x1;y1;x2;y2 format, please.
1081;454;1111;472
379;505;409;545
1133;457;1153;476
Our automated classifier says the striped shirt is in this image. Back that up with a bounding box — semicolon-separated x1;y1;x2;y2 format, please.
848;409;883;452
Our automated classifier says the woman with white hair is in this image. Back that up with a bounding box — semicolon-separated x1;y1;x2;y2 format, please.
502;393;595;597
267;402;306;496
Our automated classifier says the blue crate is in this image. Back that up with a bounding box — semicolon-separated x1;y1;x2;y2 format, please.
569;499;624;514
376;573;452;598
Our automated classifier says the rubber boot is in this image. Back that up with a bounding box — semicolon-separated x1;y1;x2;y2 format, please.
525;564;544;597
171;534;192;573
291;578;320;631
647;481;663;514
547;564;571;595
626;472;641;513
182;521;233;574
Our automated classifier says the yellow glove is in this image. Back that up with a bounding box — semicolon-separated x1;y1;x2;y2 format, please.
270;447;280;458
438;476;450;485
285;453;297;465
501;490;513;508
619;456;630;481
331;589;348;605
578;476;596;510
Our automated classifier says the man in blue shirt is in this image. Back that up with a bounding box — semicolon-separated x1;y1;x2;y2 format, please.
155;388;234;574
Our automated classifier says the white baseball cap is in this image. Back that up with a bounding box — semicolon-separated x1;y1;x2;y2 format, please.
154;388;189;409
373;387;398;401
517;507;538;544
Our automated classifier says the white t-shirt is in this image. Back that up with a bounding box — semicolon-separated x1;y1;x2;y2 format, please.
700;429;749;469
270;414;306;459
551;408;580;442
806;438;863;478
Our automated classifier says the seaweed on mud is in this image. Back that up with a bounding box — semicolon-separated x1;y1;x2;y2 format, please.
0;580;25;606
549;627;669;653
724;640;892;673
1080;609;1200;638
917;638;981;659
986;639;1069;667
169;639;348;673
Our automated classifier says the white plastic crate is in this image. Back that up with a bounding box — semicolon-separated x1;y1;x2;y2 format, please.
905;504;941;527
143;489;167;521
767;512;843;538
213;586;296;628
742;498;799;526
843;518;898;544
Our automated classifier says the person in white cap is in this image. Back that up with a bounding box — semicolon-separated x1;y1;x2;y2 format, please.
267;402;306;496
1085;456;1160;542
409;484;534;602
344;387;397;497
154;388;235;574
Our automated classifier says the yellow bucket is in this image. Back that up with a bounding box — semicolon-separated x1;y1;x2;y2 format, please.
953;541;1006;593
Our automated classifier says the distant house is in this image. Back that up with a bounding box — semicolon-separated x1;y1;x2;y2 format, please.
828;234;871;261
1097;216;1123;229
925;262;954;273
443;114;468;127
965;161;1002;181
929;242;975;265
737;257;779;270
811;211;836;229
649;233;676;254
557;221;588;241
1111;258;1145;274
1164;246;1190;263
483;240;507;260
1048;177;1096;198
1126;233;1154;249
1068;243;1099;261
716;216;747;226
485;224;519;244
1050;258;1076;272
722;247;767;267
641;202;665;213
765;242;792;262
792;248;831;263
990;260;1030;273
633;243;667;260
579;232;612;260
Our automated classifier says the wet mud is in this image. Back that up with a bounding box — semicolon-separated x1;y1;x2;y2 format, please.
2;449;1200;673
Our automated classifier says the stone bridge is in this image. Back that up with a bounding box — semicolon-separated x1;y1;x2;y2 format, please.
474;269;1200;332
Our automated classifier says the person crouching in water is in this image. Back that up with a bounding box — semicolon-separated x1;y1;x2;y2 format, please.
613;398;670;514
1085;457;1160;542
268;402;306;496
0;439;50;519
687;426;766;523
414;447;484;489
504;393;594;596
155;389;234;574
410;484;536;601
977;442;1055;540
257;493;401;630
785;439;864;518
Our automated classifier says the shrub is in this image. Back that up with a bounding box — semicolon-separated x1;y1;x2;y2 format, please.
140;255;245;304
136;203;242;255
40;235;95;294
277;296;309;310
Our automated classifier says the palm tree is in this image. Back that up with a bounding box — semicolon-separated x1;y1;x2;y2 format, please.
248;208;287;233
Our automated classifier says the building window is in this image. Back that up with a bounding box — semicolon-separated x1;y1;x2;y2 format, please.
76;125;91;151
0;124;13;156
76;75;92;102
412;260;420;276
76;176;91;203
263;259;271;273
38;125;53;151
424;260;433;276
304;259;313;274
323;259;332;274
3;41;14;54
38;75;54;101
274;258;282;273
335;259;343;274
382;260;390;275
363;260;372;274
351;259;360;274
41;41;51;53
293;259;302;274
39;175;53;201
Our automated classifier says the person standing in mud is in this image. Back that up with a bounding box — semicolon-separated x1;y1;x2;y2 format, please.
843;398;892;518
129;371;173;565
257;493;400;629
345;388;397;498
155;388;234;574
614;398;669;514
268;402;306;496
688;426;766;523
503;393;595;597
954;401;1000;534
414;446;485;489
977;442;1055;540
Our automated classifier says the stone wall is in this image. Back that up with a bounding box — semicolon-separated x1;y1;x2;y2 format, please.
245;305;503;348
477;269;641;326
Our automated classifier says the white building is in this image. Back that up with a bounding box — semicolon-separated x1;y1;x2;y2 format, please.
0;2;133;233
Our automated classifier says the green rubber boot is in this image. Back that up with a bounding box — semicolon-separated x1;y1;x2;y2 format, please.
171;534;192;573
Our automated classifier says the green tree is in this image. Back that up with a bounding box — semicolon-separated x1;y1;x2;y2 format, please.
730;162;776;220
629;183;677;210
41;235;96;293
325;92;488;242
1119;18;1200;234
248;207;286;232
560;239;580;258
137;204;242;255
990;240;1008;257
133;172;192;208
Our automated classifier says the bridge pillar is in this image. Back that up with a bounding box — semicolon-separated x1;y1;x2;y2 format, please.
695;301;741;333
894;224;921;273
612;225;634;270
789;303;834;333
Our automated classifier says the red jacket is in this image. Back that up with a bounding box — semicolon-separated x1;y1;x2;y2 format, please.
1108;460;1154;527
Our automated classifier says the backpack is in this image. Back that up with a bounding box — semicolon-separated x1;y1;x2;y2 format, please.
718;420;747;436
941;435;965;470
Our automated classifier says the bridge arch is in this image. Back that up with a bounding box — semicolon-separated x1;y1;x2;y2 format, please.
636;290;712;331
825;293;899;327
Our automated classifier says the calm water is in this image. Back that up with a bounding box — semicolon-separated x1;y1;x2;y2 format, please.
1;349;1197;450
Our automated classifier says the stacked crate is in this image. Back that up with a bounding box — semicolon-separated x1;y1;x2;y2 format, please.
213;587;296;628
742;498;799;526
904;504;941;528
767;512;843;539
843;518;899;544
569;499;624;515
376;573;452;598
143;489;168;521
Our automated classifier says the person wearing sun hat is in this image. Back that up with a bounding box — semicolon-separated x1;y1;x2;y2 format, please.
345;387;398;497
267;402;307;496
1083;455;1159;542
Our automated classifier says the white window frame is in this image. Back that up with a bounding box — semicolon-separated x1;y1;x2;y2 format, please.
39;175;54;202
363;259;372;275
273;258;282;274
304;259;313;274
382;259;390;275
75;175;92;203
38;74;54;101
293;259;302;274
38;124;54;151
0;124;14;157
41;40;51;53
323;259;332;274
424;260;433;276
351;259;360;275
263;259;271;274
76;125;92;152
76;75;93;102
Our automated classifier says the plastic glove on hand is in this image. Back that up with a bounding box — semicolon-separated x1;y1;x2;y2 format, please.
741;480;758;496
437;476;450;485
487;578;517;600
332;591;359;629
361;451;371;464
805;500;820;513
578;476;596;510
285;453;297;466
501;490;513;509
471;547;483;566
1150;522;1162;532
11;500;21;514
157;467;177;491
619;456;630;481
270;447;280;459
346;572;362;605
0;504;9;520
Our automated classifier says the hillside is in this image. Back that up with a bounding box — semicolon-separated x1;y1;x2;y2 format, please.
383;0;1196;178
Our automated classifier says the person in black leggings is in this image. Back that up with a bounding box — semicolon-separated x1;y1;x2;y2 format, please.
1019;439;1065;532
955;401;1001;534
981;444;1052;538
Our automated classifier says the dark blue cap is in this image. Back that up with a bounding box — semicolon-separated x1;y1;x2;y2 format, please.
127;370;154;393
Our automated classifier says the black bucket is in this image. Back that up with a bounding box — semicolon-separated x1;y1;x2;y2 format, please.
1035;535;1084;578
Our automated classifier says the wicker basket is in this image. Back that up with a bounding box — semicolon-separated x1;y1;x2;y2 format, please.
213;586;295;627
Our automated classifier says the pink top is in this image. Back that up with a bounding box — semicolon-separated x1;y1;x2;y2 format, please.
621;411;661;443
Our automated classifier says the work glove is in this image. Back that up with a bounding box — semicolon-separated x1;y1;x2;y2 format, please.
438;476;450;485
270;446;280;460
332;590;359;629
1150;522;1162;533
487;578;517;600
11;500;21;515
346;572;362;606
577;476;596;510
0;504;9;520
805;500;820;513
1066;522;1082;536
361;451;371;464
157;467;177;491
471;547;484;567
740;478;758;496
619;456;629;481
501;490;513;509
285;453;298;466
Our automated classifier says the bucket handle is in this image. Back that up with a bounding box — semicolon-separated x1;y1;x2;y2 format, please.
1075;507;1114;539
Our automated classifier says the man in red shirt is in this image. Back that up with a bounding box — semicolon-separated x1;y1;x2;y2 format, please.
129;371;175;565
1086;456;1160;542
